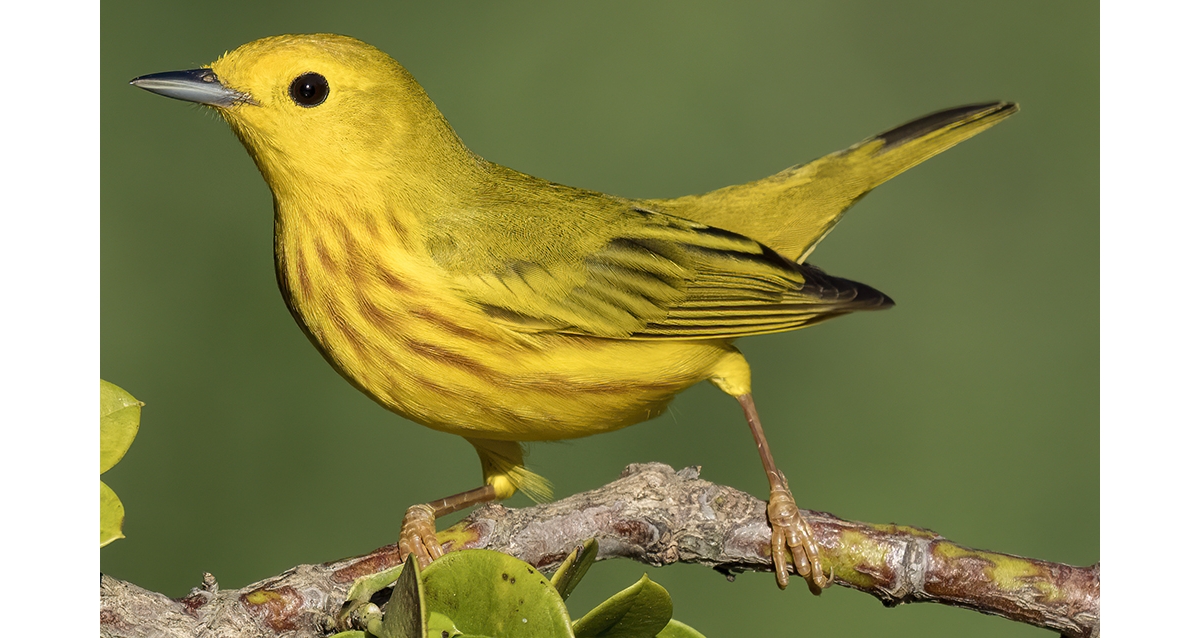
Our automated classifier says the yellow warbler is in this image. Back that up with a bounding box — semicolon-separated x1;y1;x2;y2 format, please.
131;33;1015;590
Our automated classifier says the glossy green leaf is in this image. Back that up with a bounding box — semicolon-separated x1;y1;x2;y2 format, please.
572;575;672;638
550;538;599;601
337;559;408;636
382;554;426;638
655;619;706;638
422;550;572;638
345;563;406;608
100;481;125;547
328;633;367;638
100;380;142;474
425;612;462;637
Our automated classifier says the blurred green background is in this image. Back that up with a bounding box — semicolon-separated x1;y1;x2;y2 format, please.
101;2;1097;636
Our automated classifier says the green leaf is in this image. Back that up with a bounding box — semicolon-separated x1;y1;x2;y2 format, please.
100;481;125;547
422;550;572;638
345;563;407;608
572;575;672;638
655;619;706;638
381;554;426;638
328;633;367;638
550;538;599;601
425;612;462;637
100;380;142;474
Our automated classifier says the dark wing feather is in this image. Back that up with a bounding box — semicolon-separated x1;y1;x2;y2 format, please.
443;200;891;340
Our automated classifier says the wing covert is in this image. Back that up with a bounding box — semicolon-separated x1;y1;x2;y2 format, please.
435;200;891;340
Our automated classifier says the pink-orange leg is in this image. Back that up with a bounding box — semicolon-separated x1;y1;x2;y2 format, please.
398;484;497;567
738;393;829;592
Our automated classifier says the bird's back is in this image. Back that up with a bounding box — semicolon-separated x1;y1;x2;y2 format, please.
425;159;893;342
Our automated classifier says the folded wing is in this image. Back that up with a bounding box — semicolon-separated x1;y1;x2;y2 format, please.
442;204;891;340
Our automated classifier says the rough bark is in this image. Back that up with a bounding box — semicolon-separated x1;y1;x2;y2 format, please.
100;463;1099;638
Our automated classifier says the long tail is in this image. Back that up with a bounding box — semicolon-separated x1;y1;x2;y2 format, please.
652;102;1018;261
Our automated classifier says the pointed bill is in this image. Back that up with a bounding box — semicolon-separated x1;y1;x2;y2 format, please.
130;68;255;108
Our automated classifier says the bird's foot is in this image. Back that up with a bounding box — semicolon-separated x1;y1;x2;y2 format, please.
767;487;829;592
398;503;443;568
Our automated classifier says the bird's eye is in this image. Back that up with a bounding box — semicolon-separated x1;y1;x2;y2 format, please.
289;73;329;107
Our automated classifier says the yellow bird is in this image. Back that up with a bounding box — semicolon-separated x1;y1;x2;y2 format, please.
131;33;1015;590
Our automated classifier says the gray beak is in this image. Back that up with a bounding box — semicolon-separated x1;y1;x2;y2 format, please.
129;68;255;108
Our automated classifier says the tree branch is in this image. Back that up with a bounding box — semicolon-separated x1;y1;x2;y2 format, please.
100;463;1099;638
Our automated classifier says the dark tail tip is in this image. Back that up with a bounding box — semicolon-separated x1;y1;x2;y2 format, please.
878;102;1018;150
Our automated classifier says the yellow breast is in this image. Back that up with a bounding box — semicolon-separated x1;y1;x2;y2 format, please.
272;198;728;442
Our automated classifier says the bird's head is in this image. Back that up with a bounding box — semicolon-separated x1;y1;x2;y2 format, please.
131;34;471;199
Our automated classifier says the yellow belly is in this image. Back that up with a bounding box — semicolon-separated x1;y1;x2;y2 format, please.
275;226;732;441
325;320;731;441
377;333;733;441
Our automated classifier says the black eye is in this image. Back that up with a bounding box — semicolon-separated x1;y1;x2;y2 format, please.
289;72;328;107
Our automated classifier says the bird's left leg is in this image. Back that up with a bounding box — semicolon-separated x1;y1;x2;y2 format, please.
397;484;496;567
711;349;829;592
344;484;493;630
398;437;551;566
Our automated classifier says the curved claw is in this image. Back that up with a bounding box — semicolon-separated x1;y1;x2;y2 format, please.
398;503;443;568
767;488;828;591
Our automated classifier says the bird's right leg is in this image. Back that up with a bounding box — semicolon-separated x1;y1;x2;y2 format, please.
710;348;829;592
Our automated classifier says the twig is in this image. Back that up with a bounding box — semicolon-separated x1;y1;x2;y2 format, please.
100;463;1099;637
